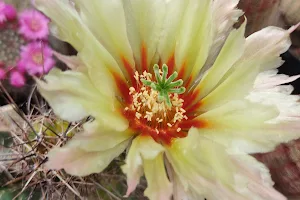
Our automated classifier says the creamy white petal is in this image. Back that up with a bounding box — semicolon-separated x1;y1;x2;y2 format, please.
228;153;286;200
247;70;300;123
36;69;128;131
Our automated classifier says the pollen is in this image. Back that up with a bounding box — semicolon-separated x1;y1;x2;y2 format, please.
126;70;188;131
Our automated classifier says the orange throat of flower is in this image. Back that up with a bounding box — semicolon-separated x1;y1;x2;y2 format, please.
123;65;195;145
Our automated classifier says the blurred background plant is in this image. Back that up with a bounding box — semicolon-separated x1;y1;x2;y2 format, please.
0;0;54;88
0;0;72;107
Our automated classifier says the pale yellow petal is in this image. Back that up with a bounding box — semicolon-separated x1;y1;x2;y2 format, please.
193;26;292;112
123;0;167;71
197;100;300;154
144;153;172;200
199;59;261;111
73;0;136;79
46;139;129;176
157;0;188;64
203;0;243;68
67;122;134;152
166;128;245;199
175;0;212;82
196;22;246;99
122;135;164;197
35;0;128;88
166;128;286;199
36;69;128;131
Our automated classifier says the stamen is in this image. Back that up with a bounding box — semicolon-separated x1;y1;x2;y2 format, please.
125;69;188;141
141;64;186;107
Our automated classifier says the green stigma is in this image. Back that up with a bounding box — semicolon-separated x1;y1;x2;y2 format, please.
141;64;186;107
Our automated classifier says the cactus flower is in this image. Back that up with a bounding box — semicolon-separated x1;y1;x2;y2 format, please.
35;0;300;199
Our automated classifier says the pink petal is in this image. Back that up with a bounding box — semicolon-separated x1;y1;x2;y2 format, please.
10;71;25;87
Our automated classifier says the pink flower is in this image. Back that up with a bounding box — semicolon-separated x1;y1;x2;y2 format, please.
19;9;49;40
0;68;6;80
3;4;16;20
18;42;55;75
0;1;16;23
10;70;25;87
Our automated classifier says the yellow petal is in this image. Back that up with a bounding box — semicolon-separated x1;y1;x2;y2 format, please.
166;128;242;199
144;153;172;200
